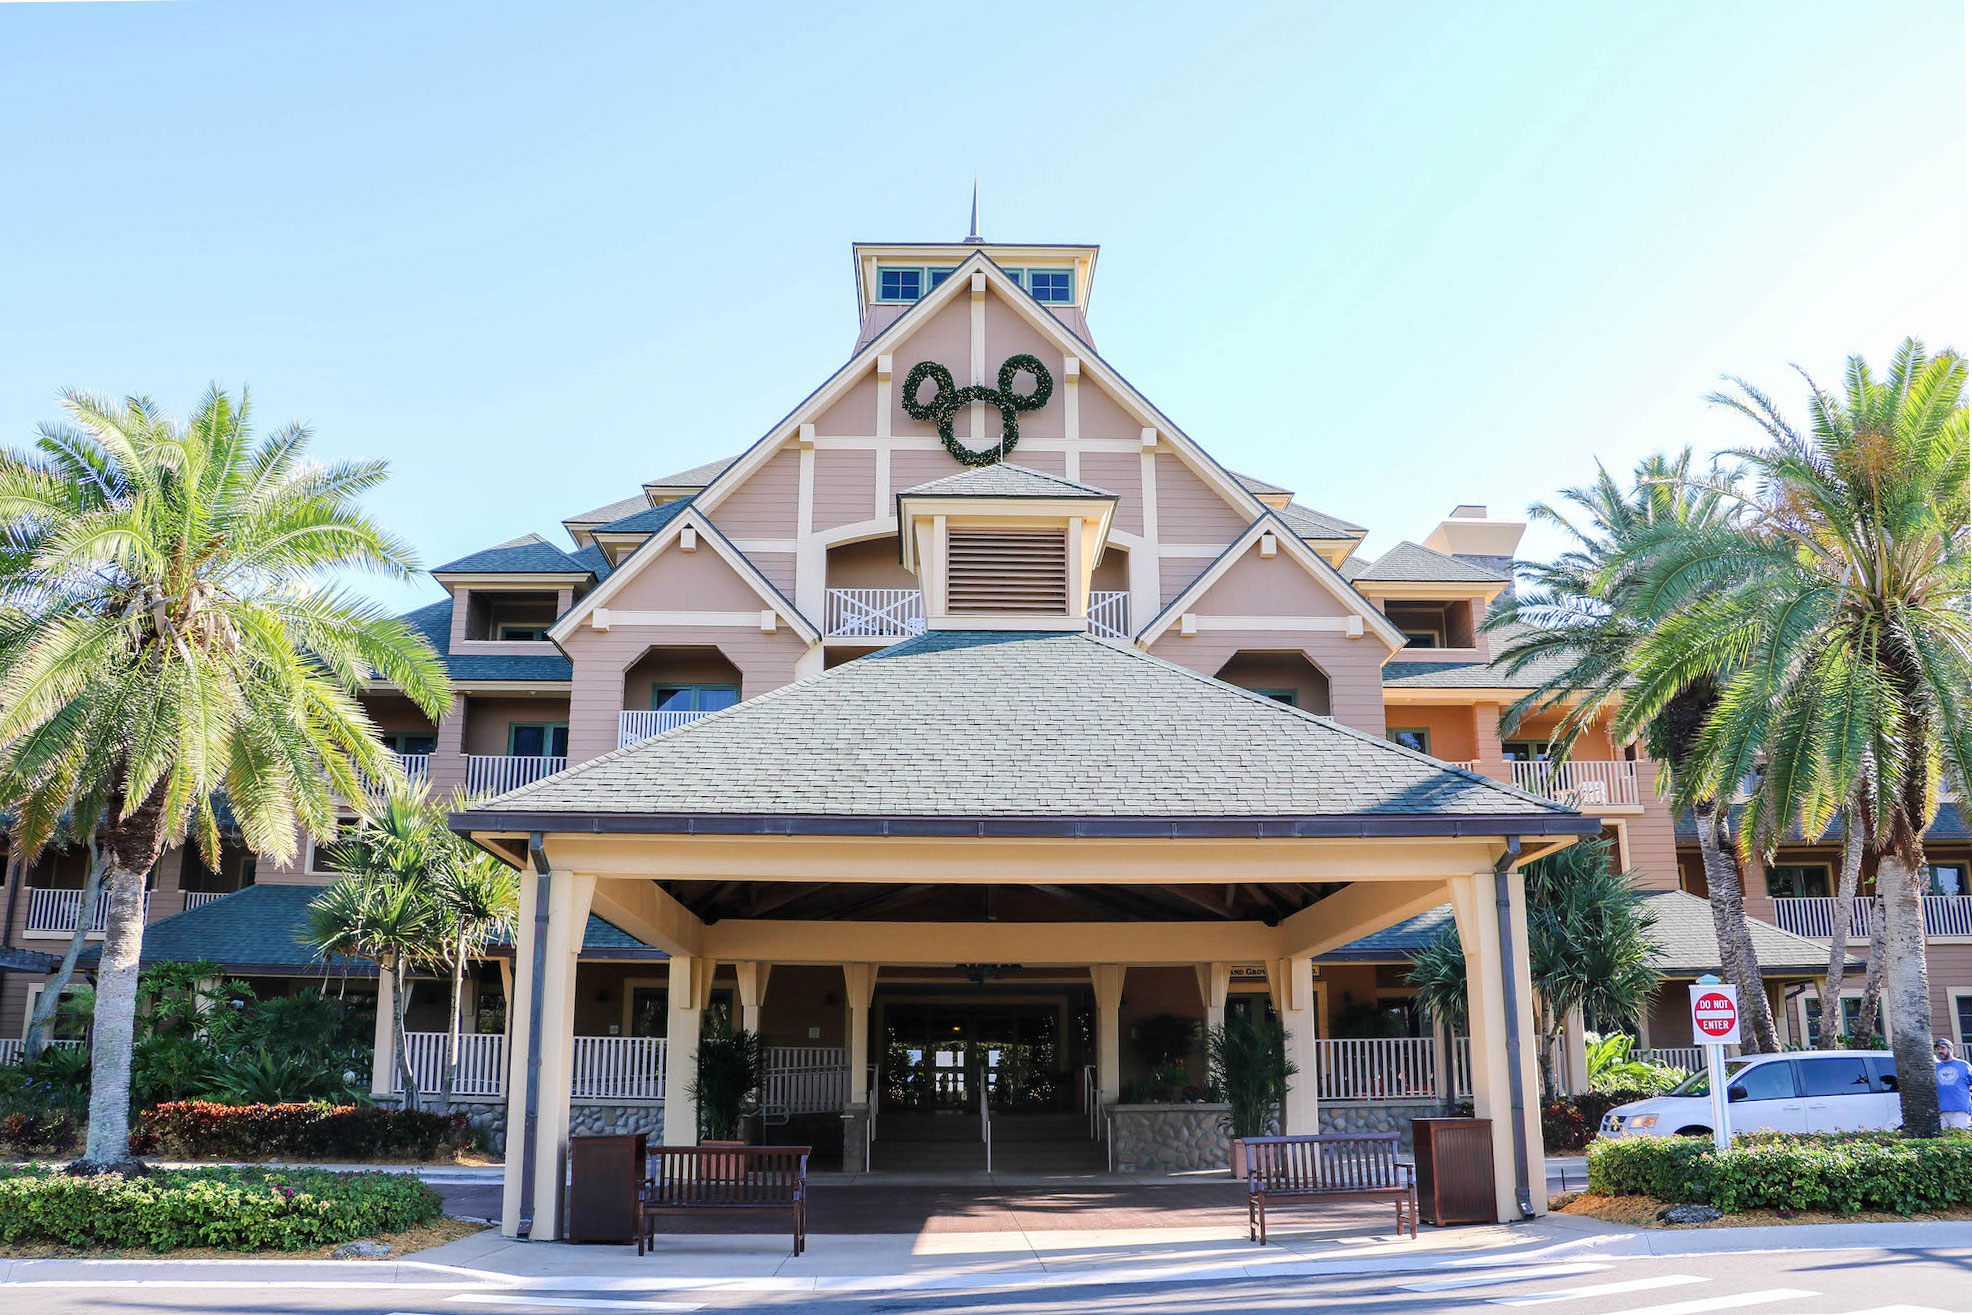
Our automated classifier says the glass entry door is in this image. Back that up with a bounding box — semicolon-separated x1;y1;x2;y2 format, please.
880;1002;1066;1114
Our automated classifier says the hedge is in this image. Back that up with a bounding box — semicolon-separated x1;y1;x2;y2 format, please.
1588;1133;1972;1214
0;1166;441;1251
136;1101;471;1162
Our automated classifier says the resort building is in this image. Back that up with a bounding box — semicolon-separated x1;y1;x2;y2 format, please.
1;228;1967;1232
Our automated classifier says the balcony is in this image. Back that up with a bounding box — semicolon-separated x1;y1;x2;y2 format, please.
1771;895;1972;943
464;754;566;797
180;890;235;912
618;709;716;749
354;752;431;797
825;589;924;641
1509;759;1640;809
824;588;1131;642
24;888;148;937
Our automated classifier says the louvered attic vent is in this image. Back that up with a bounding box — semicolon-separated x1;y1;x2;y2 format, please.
946;529;1069;615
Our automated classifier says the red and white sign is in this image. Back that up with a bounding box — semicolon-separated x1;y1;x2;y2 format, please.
1689;984;1741;1046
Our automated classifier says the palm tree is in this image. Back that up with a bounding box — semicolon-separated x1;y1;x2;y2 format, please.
0;388;448;1168
1489;451;1782;1053
301;874;438;1109
1627;339;1970;1135
429;845;519;1110
21;810;108;1060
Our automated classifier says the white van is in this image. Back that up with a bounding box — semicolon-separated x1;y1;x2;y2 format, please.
1599;1050;1901;1139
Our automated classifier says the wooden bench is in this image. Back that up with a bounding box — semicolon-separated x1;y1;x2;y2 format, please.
637;1145;812;1256
1242;1133;1417;1243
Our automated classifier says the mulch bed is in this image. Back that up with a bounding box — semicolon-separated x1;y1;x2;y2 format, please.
1554;1191;1972;1229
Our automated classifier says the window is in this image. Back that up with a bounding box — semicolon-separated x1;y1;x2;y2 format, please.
1866;1056;1900;1092
876;267;923;303
1027;269;1073;303
508;722;569;759
309;819;363;874
1929;863;1968;897
1727;1060;1798;1102
1802;993;1871;1047
629;987;667;1038
495;622;550;642
1388;728;1431;754
1766;863;1831;899
1252;689;1298;707
652;685;740;714
1797;1055;1872;1098
380;731;437;756
1502;740;1549;763
1400;630;1440;649
1955;993;1972;1051
927;267;956;289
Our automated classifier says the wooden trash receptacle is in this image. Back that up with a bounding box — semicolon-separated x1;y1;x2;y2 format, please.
1410;1118;1495;1225
568;1133;648;1243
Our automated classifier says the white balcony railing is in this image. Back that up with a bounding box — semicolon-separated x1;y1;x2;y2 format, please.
394;1031;508;1098
23;888;148;935
1089;591;1130;641
1510;759;1640;808
1773;895;1972;942
825;588;924;640
464;755;566;797
572;1035;667;1100
352;752;431;797
0;1038;86;1065
762;1045;849;1115
179;890;234;913
1313;1037;1442;1103
1639;1047;1704;1072
618;708;715;749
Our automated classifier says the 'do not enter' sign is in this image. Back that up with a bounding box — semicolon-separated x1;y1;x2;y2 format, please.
1689;983;1741;1047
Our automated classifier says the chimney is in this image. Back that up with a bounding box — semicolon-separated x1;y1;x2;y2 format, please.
1423;505;1525;569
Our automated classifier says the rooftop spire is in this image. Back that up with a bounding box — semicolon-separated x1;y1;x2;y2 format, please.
965;181;980;243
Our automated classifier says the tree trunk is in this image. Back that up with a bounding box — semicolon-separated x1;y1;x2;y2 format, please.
24;836;109;1060
441;945;464;1114
1691;799;1779;1053
393;957;420;1112
1823;810;1867;1044
1875;851;1939;1137
1856;902;1889;1042
77;788;170;1172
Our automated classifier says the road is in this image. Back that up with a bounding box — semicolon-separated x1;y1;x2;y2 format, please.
12;1248;1972;1315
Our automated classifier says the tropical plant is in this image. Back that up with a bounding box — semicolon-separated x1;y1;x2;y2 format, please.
427;841;518;1110
1624;340;1971;1135
1408;838;1663;1096
1584;1031;1687;1095
1204;1012;1298;1139
300;872;437;1110
0;387;448;1167
1489;451;1781;1053
689;1021;764;1141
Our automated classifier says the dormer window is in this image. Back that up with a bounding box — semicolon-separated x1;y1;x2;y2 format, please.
877;268;923;303
465;591;561;642
1025;269;1073;304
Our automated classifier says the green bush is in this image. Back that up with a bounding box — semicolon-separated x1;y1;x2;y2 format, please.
136;1101;470;1161
0;1166;440;1251
1588;1133;1972;1213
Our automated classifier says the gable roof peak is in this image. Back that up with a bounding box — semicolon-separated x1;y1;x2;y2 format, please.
900;463;1115;500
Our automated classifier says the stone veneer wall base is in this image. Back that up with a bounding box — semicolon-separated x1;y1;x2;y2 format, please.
375;1096;664;1156
1317;1101;1446;1151
1106;1102;1230;1174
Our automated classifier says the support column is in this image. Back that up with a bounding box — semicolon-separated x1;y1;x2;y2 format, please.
840;963;878;1174
1449;869;1545;1222
499;867;594;1241
370;969;398;1099
735;962;772;1035
1268;956;1320;1135
1091;965;1125;1104
664;955;711;1146
1562;1006;1590;1095
1194;963;1231;1039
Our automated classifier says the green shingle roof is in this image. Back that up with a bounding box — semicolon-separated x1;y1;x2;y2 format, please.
433;533;593;577
597;499;694;535
403;599;572;683
469;629;1580;822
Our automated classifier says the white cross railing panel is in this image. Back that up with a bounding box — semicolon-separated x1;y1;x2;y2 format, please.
825;589;925;640
1313;1037;1440;1103
618;709;715;749
465;755;566;798
572;1035;666;1100
1510;760;1640;807
395;1031;508;1097
24;888;147;934
1089;591;1130;641
761;1045;847;1114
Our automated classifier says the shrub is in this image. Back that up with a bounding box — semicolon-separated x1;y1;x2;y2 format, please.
0;1166;440;1251
1541;1088;1658;1152
137;1102;470;1162
1588;1132;1972;1213
0;1110;77;1156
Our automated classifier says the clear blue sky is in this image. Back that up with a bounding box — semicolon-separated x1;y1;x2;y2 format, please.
3;1;1964;613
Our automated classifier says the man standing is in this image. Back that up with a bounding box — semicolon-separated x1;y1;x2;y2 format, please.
1936;1039;1972;1132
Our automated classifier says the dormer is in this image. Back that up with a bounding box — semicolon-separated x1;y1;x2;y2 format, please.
896;465;1116;632
852;241;1098;350
1349;540;1510;656
430;534;594;655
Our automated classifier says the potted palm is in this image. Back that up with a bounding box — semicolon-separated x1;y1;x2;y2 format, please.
1206;1012;1297;1178
689;1020;765;1177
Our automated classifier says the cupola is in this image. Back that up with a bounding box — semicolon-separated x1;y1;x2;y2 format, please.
896;465;1117;632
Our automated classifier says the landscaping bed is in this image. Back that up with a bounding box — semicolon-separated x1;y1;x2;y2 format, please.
1584;1131;1972;1218
0;1166;450;1252
1554;1190;1972;1229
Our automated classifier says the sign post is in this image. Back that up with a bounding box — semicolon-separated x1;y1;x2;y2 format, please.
1689;977;1741;1152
